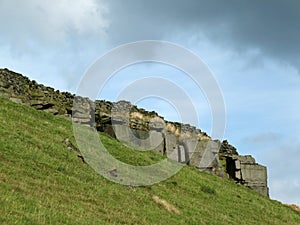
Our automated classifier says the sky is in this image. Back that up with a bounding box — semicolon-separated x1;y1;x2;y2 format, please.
0;0;299;205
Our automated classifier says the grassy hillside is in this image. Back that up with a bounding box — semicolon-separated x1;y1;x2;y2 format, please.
0;97;299;225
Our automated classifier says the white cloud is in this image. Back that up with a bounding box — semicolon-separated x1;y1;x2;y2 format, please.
0;0;109;46
0;0;110;91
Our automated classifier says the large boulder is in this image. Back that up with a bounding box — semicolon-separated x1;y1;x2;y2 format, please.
226;155;269;196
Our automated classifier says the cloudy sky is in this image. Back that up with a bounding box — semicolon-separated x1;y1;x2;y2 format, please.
1;0;299;205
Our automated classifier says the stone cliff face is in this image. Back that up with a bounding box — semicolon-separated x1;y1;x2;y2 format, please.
0;68;269;196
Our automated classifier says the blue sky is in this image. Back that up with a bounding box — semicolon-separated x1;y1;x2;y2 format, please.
1;0;299;205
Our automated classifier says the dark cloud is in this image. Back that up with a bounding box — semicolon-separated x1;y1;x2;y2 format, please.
107;0;300;70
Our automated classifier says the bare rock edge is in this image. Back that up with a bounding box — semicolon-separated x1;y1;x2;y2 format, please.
0;68;269;196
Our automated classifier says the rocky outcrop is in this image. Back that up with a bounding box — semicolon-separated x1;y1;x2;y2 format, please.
218;140;269;196
0;69;75;117
224;154;269;196
0;68;269;196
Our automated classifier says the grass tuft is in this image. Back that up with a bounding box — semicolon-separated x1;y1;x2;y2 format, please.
200;184;217;195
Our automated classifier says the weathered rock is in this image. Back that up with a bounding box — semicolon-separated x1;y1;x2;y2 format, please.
62;138;85;163
113;124;165;152
44;108;59;115
225;155;269;196
220;140;238;155
165;132;178;160
149;116;165;131
9;97;23;104
184;139;222;176
0;68;269;196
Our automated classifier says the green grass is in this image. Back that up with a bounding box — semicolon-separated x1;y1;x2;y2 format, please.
0;97;299;224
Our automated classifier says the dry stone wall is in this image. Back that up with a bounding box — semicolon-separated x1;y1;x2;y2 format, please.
0;68;269;196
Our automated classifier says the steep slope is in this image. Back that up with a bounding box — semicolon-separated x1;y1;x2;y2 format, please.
0;68;269;196
0;97;299;224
